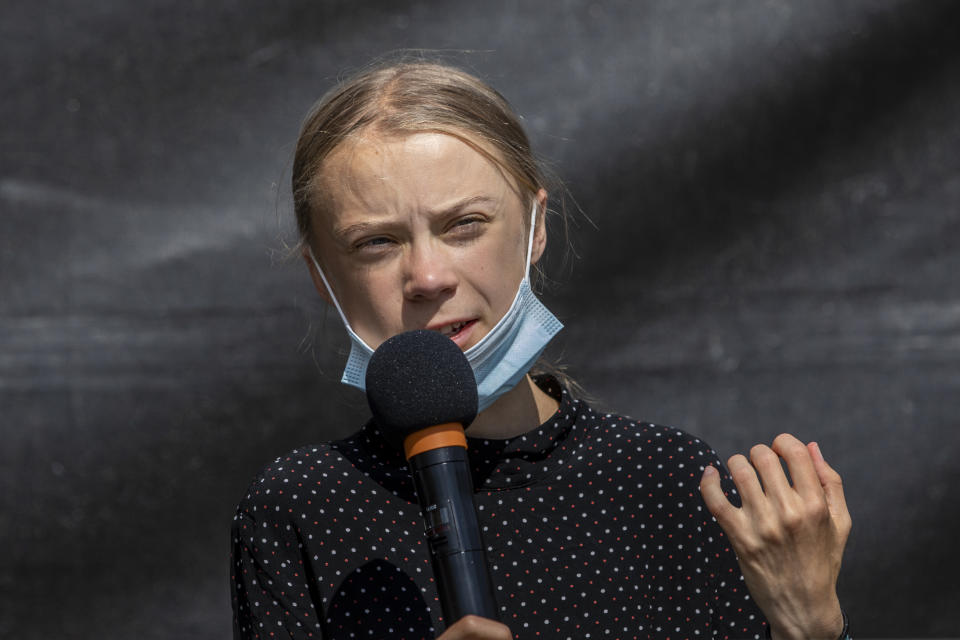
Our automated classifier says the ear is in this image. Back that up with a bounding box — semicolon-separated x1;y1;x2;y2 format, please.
530;188;548;265
301;245;334;306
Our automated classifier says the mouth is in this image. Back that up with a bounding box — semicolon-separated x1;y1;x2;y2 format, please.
429;319;477;341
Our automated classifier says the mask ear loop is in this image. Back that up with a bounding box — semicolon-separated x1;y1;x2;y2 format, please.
522;199;539;279
308;247;375;353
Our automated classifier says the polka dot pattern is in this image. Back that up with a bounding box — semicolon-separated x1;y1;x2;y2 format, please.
231;377;767;639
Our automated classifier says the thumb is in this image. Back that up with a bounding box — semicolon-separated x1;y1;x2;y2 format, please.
699;465;738;530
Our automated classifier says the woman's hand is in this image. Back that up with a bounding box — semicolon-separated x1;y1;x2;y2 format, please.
436;615;513;640
700;434;851;640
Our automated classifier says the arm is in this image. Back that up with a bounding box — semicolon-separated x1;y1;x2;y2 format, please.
700;434;852;640
231;510;323;639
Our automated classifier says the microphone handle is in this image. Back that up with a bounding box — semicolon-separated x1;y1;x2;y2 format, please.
408;446;500;626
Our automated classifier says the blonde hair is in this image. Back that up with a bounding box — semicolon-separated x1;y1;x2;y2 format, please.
292;61;550;251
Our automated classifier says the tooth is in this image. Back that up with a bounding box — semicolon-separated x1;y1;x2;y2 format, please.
437;321;464;336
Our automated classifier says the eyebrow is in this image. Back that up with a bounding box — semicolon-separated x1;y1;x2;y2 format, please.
425;194;500;217
332;221;379;240
332;195;501;239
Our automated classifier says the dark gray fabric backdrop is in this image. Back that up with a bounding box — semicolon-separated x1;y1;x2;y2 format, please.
2;1;958;637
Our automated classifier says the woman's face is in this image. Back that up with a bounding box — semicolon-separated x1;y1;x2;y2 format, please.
305;131;546;352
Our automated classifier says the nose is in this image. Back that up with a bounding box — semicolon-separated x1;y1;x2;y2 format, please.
402;241;458;301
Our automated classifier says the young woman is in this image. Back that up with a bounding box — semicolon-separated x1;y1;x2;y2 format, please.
231;61;851;640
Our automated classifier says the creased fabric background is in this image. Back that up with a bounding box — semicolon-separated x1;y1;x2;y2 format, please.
2;1;958;637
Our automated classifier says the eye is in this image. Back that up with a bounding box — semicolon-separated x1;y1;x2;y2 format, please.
447;215;486;237
353;236;395;252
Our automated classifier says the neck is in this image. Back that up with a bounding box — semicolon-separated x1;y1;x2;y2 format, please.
464;375;560;440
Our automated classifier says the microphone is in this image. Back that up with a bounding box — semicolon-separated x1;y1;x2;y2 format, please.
365;330;500;627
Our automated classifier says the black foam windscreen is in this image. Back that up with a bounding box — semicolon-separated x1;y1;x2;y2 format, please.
365;330;478;448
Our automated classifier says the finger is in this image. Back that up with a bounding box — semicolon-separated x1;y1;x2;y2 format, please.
725;453;767;511
809;442;852;534
747;444;792;503
699;465;741;530
771;433;822;499
439;615;513;640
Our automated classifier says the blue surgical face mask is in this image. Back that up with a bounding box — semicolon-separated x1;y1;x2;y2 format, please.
309;200;563;413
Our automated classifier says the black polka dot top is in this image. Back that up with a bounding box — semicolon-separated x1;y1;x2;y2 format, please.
231;377;767;639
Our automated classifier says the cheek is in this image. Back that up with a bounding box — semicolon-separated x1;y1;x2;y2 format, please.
332;270;401;335
468;239;527;308
495;229;529;277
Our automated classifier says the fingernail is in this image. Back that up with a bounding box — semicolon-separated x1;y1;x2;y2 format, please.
702;465;718;477
811;442;825;463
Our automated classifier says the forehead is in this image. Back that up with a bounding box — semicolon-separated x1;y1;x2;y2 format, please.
316;131;522;218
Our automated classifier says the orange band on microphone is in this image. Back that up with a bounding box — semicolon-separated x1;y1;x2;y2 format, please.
403;423;467;459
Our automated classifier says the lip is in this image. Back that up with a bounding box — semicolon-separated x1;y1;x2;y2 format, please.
426;318;478;349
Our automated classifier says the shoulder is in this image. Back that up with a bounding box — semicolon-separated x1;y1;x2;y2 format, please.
577;404;722;465
233;435;364;520
560;403;725;497
233;427;413;524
